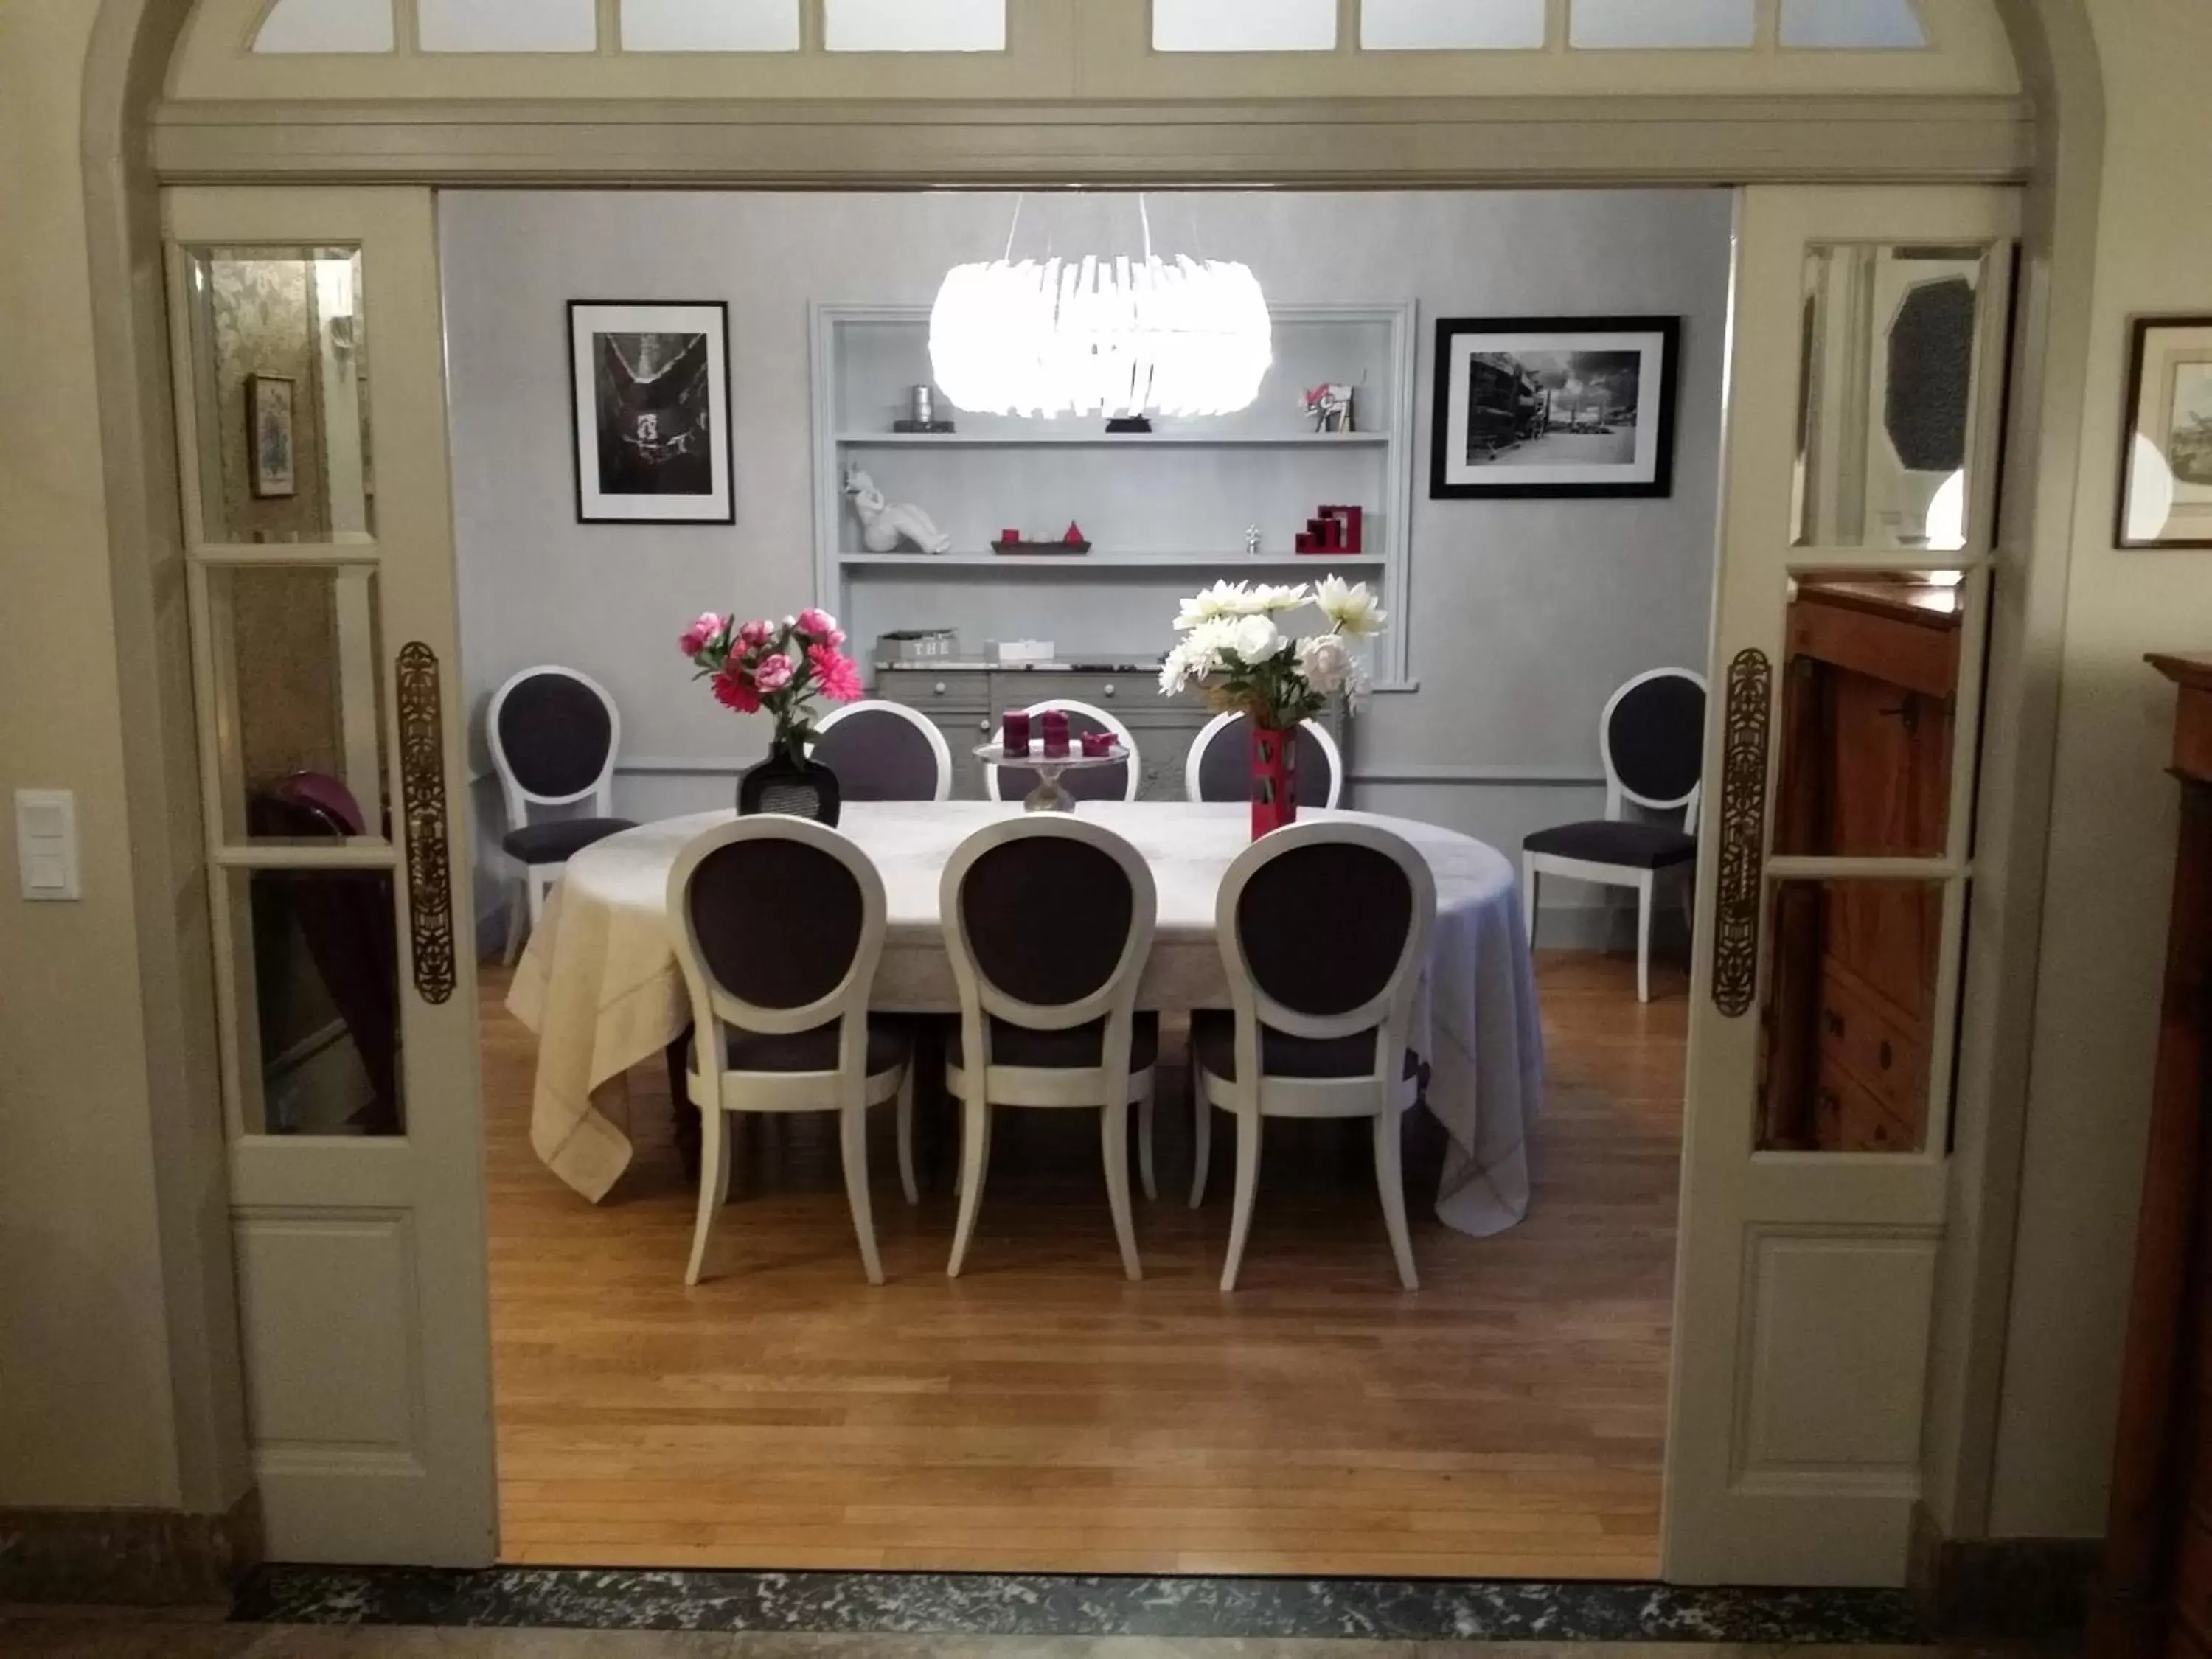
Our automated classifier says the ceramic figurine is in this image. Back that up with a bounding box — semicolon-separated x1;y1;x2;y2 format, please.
843;466;952;554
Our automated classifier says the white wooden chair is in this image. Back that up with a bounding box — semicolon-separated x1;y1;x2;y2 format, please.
665;816;917;1287
813;698;953;801
1190;819;1435;1292
1183;710;1346;808
983;698;1141;804
1520;667;1707;1003
487;664;634;962
940;815;1159;1280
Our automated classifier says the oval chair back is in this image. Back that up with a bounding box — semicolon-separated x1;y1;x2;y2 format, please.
984;699;1140;803
1217;820;1434;1090
1185;711;1345;809
1601;667;1706;830
813;699;953;801
487;664;622;828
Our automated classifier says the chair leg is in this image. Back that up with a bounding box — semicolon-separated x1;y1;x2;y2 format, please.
895;1068;919;1206
502;874;528;966
1101;1096;1143;1281
1220;1110;1263;1293
947;1091;992;1278
1189;1056;1211;1208
1636;870;1655;1004
1522;855;1540;949
1136;1075;1158;1203
684;1105;727;1287
1374;1107;1419;1292
839;1102;884;1286
529;865;553;929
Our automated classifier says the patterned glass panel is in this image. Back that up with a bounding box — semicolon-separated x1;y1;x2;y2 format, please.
1570;0;1756;48
1154;0;1337;52
1780;0;1929;48
621;0;801;51
253;0;394;53
1363;0;1547;49
417;0;597;52
825;0;1006;52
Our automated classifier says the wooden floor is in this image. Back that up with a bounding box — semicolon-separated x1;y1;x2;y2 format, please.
481;948;1686;1577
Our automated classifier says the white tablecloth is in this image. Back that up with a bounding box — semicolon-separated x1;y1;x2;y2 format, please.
507;801;1546;1235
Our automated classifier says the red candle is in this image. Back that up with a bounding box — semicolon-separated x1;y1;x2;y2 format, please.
1042;709;1070;757
1003;709;1031;757
1080;730;1114;758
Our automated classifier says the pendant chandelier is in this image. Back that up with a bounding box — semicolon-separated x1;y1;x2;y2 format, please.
928;198;1272;420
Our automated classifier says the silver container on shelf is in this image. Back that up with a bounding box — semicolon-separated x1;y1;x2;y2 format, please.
909;384;936;426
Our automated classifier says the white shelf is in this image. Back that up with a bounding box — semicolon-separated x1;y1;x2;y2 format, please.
834;430;1389;448
838;552;1382;571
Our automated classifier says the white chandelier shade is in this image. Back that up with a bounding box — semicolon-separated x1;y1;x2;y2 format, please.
929;252;1273;420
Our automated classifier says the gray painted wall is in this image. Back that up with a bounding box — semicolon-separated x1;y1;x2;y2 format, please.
442;189;1730;942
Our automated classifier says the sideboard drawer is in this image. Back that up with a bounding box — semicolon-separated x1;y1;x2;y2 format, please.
874;669;992;709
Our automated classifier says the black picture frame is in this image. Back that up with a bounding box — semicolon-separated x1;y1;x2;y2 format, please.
566;299;734;525
1429;315;1680;501
2116;314;2212;549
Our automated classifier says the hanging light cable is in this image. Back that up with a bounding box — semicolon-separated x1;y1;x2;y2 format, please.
929;195;1272;420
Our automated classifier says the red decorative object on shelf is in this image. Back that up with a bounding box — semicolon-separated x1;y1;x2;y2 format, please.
1295;504;1366;556
1079;729;1116;758
1042;709;1070;757
1063;520;1087;545
1002;709;1030;757
1250;723;1299;838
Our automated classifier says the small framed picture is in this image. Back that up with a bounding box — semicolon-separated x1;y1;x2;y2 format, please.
246;373;296;499
1430;316;1680;500
2118;316;2212;549
567;300;733;524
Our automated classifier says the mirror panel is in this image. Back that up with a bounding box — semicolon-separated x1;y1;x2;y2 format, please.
1773;570;1965;858
223;866;404;1138
205;565;390;849
1757;877;1944;1155
183;247;374;544
1793;243;1992;550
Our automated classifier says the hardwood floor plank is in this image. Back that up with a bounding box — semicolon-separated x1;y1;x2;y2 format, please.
479;947;1683;1576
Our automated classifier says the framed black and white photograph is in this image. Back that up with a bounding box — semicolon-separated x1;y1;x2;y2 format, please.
567;300;733;524
2118;316;2212;549
1430;316;1679;500
246;372;296;499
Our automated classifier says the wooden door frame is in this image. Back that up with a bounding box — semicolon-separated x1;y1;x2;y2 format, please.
77;0;2104;1571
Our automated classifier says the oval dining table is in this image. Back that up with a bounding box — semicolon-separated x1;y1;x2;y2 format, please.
507;800;1547;1237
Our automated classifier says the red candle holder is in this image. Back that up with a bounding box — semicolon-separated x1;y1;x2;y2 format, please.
1042;710;1070;757
1002;709;1031;757
1079;729;1115;758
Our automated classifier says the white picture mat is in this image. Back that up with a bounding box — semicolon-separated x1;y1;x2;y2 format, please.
1441;330;1666;487
568;302;733;522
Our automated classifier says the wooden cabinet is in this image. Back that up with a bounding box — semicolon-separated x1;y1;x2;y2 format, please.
2088;655;2212;1659
1760;580;1961;1152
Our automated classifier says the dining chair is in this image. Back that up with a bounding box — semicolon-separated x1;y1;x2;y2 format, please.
940;815;1159;1279
1520;667;1706;1004
666;816;918;1286
983;699;1141;804
1190;819;1435;1292
813;698;953;801
1184;711;1346;809
487;664;636;963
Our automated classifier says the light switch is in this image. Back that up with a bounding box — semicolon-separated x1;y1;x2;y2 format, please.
15;789;80;900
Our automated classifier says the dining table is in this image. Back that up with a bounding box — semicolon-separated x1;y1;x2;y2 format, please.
507;800;1547;1237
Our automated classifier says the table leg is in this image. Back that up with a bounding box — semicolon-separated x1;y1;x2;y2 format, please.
667;1026;700;1186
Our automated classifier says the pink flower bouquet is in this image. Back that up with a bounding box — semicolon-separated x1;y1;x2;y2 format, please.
681;607;862;767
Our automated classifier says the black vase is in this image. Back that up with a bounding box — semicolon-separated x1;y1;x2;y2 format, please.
737;754;841;825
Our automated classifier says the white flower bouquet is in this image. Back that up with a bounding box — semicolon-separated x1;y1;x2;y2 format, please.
1158;575;1385;728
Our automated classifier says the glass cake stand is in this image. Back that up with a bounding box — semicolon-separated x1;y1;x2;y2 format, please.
974;742;1130;813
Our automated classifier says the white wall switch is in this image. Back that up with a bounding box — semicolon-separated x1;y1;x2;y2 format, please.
15;789;80;901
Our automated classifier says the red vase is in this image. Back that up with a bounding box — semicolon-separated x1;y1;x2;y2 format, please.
1250;723;1299;839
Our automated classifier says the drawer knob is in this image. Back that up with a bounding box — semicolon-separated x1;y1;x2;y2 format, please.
1102;683;1117;698
933;681;947;695
978;718;990;732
